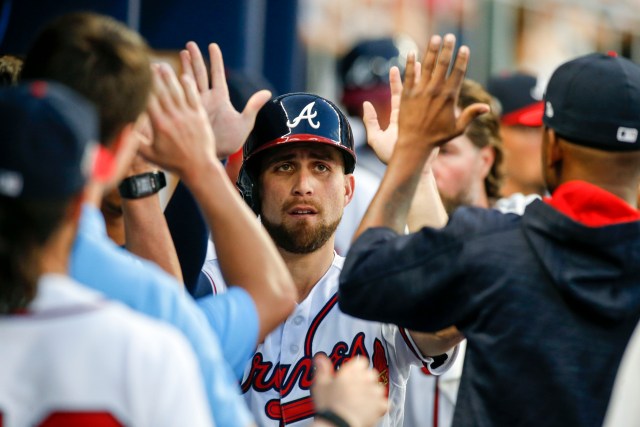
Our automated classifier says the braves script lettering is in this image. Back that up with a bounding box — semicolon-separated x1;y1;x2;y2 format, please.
240;294;391;425
286;102;320;129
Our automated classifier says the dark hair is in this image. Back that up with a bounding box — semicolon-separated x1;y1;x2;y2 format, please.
21;12;152;146
0;196;71;313
0;55;23;86
459;79;504;199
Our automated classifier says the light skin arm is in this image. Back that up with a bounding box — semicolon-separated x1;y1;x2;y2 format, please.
363;64;448;231
117;115;184;282
355;33;488;236
121;134;184;282
311;355;388;427
139;62;297;344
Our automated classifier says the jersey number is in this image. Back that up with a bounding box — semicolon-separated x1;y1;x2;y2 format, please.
0;411;123;426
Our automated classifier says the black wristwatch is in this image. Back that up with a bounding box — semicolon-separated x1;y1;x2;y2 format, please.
118;171;167;199
315;410;350;427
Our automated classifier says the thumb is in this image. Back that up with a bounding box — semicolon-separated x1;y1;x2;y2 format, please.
456;102;490;134
313;354;335;385
242;89;272;121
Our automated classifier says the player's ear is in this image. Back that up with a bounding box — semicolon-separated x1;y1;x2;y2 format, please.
344;173;355;207
478;145;496;180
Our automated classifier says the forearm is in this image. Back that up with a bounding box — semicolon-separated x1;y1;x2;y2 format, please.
355;140;435;239
409;326;463;357
406;165;448;232
183;160;296;342
122;193;184;283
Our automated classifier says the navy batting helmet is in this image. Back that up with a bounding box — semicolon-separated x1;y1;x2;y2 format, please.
237;92;356;214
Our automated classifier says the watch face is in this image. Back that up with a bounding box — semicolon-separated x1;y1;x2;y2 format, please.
135;177;153;194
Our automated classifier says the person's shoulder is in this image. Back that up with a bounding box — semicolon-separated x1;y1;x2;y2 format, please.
447;205;522;236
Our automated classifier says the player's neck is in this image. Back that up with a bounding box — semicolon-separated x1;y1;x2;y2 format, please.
39;220;77;276
501;179;545;197
279;238;336;303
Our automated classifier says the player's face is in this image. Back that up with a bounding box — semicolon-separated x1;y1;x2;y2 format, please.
500;125;544;194
258;143;355;254
432;133;493;213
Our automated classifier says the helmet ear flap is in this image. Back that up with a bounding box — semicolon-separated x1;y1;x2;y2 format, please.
237;166;260;215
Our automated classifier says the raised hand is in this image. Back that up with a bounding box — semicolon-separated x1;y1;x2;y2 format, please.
396;34;488;151
362;65;403;165
180;41;271;159
312;354;387;427
139;63;215;183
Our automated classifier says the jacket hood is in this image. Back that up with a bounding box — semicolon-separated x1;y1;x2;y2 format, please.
522;199;640;323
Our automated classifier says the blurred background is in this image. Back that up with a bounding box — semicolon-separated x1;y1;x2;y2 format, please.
2;0;639;102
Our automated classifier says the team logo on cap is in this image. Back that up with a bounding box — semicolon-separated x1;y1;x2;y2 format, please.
617;127;638;144
286;102;320;129
545;102;554;118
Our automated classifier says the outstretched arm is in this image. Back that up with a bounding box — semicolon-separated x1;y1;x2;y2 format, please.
362;64;448;232
360;48;464;355
140;63;297;343
354;34;488;239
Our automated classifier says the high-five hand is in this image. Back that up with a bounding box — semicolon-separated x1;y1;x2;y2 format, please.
180;41;271;159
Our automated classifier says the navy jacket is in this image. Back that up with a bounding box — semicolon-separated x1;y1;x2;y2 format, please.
339;200;640;427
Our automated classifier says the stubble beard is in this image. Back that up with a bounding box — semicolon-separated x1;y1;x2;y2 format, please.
262;215;341;254
441;187;475;215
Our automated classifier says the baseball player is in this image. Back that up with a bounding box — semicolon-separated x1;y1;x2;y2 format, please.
0;81;212;427
200;92;460;427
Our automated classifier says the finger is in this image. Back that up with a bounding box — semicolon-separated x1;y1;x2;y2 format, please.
186;41;210;92
430;33;456;87
313;354;335;383
146;93;164;131
447;44;470;92
455;102;490;135
389;68;402;124
341;355;369;372
403;52;417;92
209;43;230;98
414;61;422;85
241;89;272;121
362;101;381;135
151;65;173;113
159;62;186;107
181;74;202;110
389;66;403;96
179;49;195;81
420;34;442;87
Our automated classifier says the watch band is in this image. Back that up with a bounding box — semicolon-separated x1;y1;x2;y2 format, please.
118;171;167;199
315;410;350;427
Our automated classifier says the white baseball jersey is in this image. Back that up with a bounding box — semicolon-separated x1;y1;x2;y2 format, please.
402;341;466;427
0;274;214;427
202;254;457;427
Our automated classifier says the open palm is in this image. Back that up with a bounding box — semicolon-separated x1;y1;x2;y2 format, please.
180;41;271;160
362;66;405;164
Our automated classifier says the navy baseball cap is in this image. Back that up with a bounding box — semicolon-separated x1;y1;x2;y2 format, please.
487;72;544;127
543;52;640;151
0;81;102;200
339;35;417;110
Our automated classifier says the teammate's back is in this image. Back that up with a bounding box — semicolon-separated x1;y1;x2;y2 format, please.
0;82;213;427
0;275;213;427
